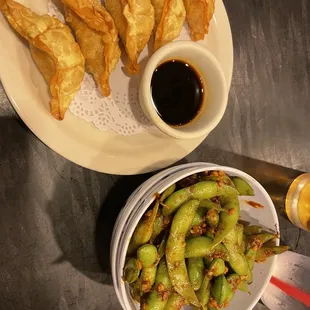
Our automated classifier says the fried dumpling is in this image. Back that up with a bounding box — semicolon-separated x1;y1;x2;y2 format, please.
184;0;215;41
105;0;155;74
61;0;121;96
0;0;85;120
152;0;186;51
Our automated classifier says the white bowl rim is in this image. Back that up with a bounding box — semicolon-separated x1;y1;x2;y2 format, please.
112;163;279;310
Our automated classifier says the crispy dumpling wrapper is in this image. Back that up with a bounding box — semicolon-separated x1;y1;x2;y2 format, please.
184;0;215;41
105;0;155;74
0;0;85;120
152;0;186;51
62;0;121;96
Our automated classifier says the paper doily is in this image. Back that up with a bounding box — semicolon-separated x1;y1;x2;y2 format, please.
48;0;191;136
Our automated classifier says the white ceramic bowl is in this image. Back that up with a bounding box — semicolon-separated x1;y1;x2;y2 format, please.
139;41;228;139
111;163;279;310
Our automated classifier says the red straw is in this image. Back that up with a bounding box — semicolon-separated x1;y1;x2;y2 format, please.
270;276;310;307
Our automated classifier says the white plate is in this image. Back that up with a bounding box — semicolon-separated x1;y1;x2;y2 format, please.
0;0;233;175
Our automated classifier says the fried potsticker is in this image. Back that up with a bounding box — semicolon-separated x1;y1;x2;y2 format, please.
152;0;186;51
0;0;85;120
62;0;120;96
184;0;215;41
105;0;155;74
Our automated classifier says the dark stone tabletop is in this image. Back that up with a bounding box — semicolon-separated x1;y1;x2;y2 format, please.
0;0;309;309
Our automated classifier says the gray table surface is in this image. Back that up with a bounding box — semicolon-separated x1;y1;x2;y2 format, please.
0;0;309;309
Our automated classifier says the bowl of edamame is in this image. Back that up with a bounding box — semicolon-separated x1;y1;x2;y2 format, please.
111;163;288;310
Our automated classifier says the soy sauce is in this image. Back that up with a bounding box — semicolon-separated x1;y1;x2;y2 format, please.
151;59;204;126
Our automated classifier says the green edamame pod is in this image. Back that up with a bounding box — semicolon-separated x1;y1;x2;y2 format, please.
128;199;160;254
231;177;254;196
243;225;263;236
140;264;157;293
235;223;244;247
142;259;172;310
211;275;234;306
196;274;211;306
247;233;277;251
160;184;176;202
123;258;141;284
137;244;158;268
185;236;213;258
151;211;165;242
158;231;168;259
191;208;207;227
223;229;250;276
187;257;204;291
245;248;257;270
206;209;220;227
212;195;240;248
227;274;249;293
163;181;238;216
238;280;249;293
166;200;200;306
241;238;246;253
207;258;226;277
210;243;229;262
164;292;186;310
255;245;289;262
199;199;226;212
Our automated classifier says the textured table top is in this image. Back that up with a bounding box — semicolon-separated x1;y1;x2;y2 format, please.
0;0;309;309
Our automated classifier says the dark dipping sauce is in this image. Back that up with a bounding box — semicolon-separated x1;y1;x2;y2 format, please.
151;59;204;126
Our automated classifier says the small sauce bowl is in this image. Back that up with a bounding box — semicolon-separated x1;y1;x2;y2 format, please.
139;41;228;139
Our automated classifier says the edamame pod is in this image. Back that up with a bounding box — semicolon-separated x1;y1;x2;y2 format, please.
255;246;289;262
163;292;186;310
163;181;238;216
166;200;200;306
185;236;213;258
206;209;220;227
187;257;204;291
247;233;277;251
142;259;172;310
123;258;141;284
128;199;160;254
227;274;249;293
185;237;229;260
211;275;234;306
199;199;226;212
245;248;257;270
223;229;249;276
235;223;244;247
137;244;158;268
243;225;263;236
158;231;168;259
151;211;165;242
196;274;211;306
191;208;207;228
231;177;255;196
160;184;176;202
212;195;240;248
210;244;230;261
207;258;226;277
141;264;157;293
